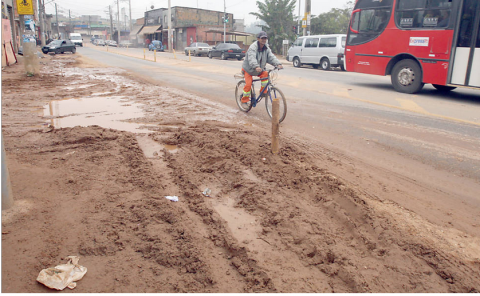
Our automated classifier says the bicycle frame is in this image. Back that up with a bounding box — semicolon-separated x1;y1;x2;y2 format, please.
249;69;277;108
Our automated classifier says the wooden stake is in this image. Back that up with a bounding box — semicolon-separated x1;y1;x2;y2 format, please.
144;48;146;60
272;98;280;154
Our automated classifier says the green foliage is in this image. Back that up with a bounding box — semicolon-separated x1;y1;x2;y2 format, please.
250;0;297;54
310;1;354;35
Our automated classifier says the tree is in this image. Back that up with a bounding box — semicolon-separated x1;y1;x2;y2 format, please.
310;1;354;35
250;0;297;54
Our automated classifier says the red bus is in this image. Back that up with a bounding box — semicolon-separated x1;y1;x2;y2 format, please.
345;0;480;93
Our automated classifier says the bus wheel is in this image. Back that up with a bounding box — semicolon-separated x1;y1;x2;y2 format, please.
432;84;456;92
391;59;424;94
293;57;302;68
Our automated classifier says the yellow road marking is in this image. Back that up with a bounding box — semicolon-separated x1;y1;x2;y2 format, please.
396;98;428;114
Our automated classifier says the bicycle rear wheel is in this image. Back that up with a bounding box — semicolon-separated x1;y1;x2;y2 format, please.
265;86;287;123
235;80;253;112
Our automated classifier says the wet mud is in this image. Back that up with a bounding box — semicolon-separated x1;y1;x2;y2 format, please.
1;54;479;292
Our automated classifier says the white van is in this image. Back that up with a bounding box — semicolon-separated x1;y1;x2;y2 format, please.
69;33;83;47
287;34;346;70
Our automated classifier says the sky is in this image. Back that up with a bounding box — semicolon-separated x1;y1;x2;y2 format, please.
46;0;352;25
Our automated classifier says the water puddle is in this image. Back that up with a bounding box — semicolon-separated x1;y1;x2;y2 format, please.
136;136;179;158
63;84;95;90
213;196;262;244
43;96;154;133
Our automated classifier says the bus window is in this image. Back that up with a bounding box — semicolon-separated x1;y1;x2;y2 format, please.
396;0;453;29
348;9;391;45
457;0;478;47
398;0;426;10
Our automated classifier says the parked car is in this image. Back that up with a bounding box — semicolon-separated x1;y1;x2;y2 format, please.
42;40;76;54
119;40;133;48
95;39;105;46
208;43;245;60
184;42;211;56
148;40;164;51
105;40;117;47
286;34;346;70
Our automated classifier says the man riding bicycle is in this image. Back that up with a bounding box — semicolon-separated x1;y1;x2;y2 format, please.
241;31;284;103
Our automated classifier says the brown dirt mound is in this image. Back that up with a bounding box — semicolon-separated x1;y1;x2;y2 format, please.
2;54;479;293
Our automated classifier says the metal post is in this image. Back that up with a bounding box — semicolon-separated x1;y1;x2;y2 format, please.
2;134;14;210
168;0;172;52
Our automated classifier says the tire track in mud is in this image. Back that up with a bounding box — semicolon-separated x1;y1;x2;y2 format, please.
3;55;478;292
158;124;480;293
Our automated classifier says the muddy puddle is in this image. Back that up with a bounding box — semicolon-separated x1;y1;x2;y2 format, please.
43;96;155;133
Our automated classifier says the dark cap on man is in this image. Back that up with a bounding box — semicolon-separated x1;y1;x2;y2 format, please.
257;31;268;38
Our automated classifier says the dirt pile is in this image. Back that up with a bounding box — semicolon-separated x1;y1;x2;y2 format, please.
1;54;479;292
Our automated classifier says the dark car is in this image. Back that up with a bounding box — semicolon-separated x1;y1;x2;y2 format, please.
208;43;245;60
148;40;164;51
42;40;76;54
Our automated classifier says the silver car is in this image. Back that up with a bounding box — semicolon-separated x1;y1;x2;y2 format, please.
105;40;117;47
184;42;211;57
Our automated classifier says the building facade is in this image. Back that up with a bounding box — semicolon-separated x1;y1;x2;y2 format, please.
140;6;234;50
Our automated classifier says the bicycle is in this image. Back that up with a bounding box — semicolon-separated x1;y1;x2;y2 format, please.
234;67;287;123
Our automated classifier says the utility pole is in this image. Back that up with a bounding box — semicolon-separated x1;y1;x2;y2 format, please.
117;0;120;42
168;0;172;52
298;0;301;35
303;0;311;36
38;0;46;46
69;9;71;36
55;3;59;38
88;15;91;36
128;0;132;34
223;0;226;43
109;6;113;40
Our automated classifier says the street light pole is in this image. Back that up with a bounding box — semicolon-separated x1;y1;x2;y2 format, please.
55;3;59;38
128;0;132;34
168;0;172;52
117;0;120;42
298;0;301;35
223;0;226;43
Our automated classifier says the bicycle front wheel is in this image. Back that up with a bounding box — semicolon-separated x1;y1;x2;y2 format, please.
265;86;287;123
235;80;253;113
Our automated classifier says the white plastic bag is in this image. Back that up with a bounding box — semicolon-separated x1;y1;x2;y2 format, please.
36;256;87;290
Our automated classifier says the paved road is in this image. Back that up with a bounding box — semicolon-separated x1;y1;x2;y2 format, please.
77;45;480;231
